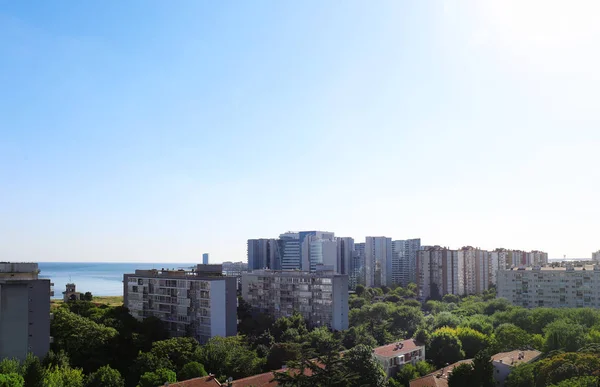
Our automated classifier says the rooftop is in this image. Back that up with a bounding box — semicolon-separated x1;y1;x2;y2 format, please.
409;350;541;387
166;375;221;387
503;265;600;272
492;350;541;366
409;360;472;387
244;269;343;277
373;339;424;358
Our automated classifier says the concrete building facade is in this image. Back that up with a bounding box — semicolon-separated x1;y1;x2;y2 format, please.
497;264;600;308
0;262;51;360
392;239;421;287
247;239;279;271
241;269;349;331
124;264;237;343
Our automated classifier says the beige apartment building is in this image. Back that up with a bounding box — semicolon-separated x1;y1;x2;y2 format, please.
241;268;349;331
123;264;237;343
497;264;600;308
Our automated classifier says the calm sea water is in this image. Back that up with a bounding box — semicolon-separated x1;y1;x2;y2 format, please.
39;262;193;299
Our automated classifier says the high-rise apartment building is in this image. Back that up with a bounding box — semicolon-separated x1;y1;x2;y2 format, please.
392;239;421;286
417;247;460;300
365;237;392;287
458;246;489;295
418;246;549;300
124;264;237;343
497;264;600;308
0;263;51;360
202;253;209;265
241;269;349;331
593;251;600;263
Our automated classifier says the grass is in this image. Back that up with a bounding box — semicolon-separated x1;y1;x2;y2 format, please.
92;295;123;306
51;295;124;308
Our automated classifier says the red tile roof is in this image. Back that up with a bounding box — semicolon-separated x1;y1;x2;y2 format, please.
167;375;222;387
373;339;424;358
409;360;473;387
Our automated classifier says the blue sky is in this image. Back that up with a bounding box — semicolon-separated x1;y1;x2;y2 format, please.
1;1;599;262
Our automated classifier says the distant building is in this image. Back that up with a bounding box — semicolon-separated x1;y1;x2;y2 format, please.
0;262;51;360
62;283;83;302
352;243;366;288
222;261;248;291
372;339;426;378
123;264;237;343
247;239;279;270
336;237;354;277
241;269;349;331
497;264;600;308
593;250;600;263
365;237;392;287
202;253;209;265
392;239;421;286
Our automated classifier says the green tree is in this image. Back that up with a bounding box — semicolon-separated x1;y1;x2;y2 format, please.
395;363;418;387
390;306;424;337
196;336;264;380
549;376;600;387
137;368;176;387
43;366;84;387
495;323;531;352
342;344;386;387
427;328;465;368
0;373;24;387
85;365;124;387
456;327;491;358
21;353;45;387
341;326;378;350
355;284;365;297
266;343;303;371
83;292;93;302
505;363;535;387
471;350;494;387
50;308;117;373
447;363;474;387
432;312;461;329
544;319;586;352
178;362;207;381
0;359;20;375
148;337;199;372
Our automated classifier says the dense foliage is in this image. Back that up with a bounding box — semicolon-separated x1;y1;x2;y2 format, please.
5;285;600;386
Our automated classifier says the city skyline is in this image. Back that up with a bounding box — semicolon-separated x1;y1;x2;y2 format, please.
2;1;599;263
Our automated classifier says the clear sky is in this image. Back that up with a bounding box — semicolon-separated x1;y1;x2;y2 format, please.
1;1;599;263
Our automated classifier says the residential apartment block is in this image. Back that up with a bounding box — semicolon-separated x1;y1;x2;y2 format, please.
593;250;600;263
392;239;421;287
373;339;426;378
497;264;600;308
0;262;52;360
417;246;548;299
123;264;237;343
241;269;349;331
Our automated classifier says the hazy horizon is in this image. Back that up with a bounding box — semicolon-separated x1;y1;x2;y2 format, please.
2;1;599;263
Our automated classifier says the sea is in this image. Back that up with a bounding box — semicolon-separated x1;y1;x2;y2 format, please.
39;262;194;299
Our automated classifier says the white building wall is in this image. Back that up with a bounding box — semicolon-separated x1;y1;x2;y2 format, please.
210;281;227;338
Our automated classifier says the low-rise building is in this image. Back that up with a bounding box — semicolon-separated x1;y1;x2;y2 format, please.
409;350;541;387
372;339;426;378
123;264;237;343
497;264;600;308
0;262;52;360
241;268;349;331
